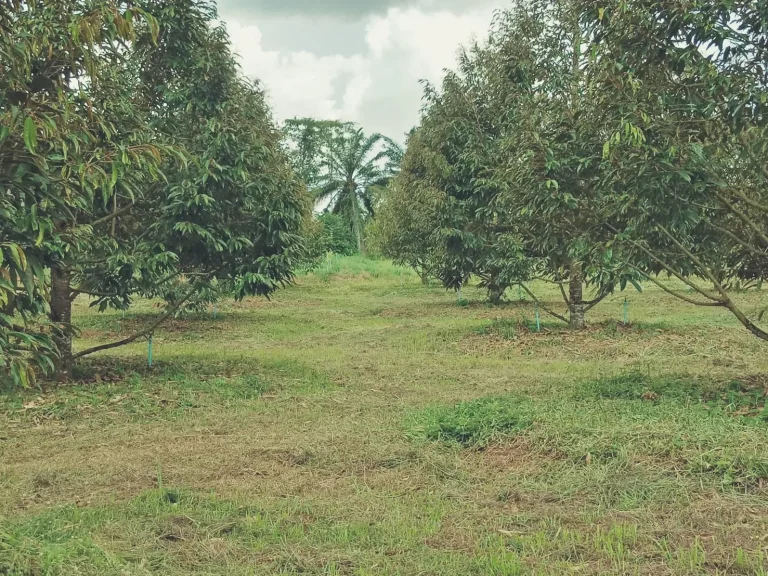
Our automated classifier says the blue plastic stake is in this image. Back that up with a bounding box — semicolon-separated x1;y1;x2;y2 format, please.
535;301;541;332
623;298;629;325
148;335;154;368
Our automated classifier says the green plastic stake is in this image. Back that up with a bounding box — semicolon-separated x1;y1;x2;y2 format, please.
148;335;154;368
213;304;218;320
623;298;629;325
535;301;541;332
518;285;523;301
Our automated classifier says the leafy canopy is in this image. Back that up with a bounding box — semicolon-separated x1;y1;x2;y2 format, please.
1;0;312;383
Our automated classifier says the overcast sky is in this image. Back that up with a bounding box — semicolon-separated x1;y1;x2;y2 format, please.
218;0;500;142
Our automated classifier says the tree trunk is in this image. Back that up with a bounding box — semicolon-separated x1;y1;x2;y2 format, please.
50;264;74;382
488;284;506;305
356;226;365;255
419;268;429;286
569;263;585;330
348;182;365;255
724;297;768;341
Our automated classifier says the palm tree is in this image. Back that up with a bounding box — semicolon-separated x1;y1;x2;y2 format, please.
315;127;402;253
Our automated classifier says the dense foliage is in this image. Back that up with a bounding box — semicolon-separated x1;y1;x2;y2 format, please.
582;0;768;339
377;0;766;338
1;0;165;384
313;214;358;257
368;131;444;284
1;0;310;383
3;0;766;387
378;2;634;321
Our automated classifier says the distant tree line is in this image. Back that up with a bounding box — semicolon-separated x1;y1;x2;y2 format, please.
283;118;403;256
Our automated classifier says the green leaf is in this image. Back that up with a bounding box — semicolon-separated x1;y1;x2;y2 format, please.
23;117;38;153
7;244;27;271
0;278;15;293
110;161;119;190
19;364;29;388
19;265;35;297
10;363;23;387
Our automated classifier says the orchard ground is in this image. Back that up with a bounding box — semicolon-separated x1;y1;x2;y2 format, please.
2;256;768;575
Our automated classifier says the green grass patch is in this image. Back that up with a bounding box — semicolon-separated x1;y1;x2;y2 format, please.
0;358;334;425
302;254;414;283
406;397;533;448
0;373;272;424
0;488;451;576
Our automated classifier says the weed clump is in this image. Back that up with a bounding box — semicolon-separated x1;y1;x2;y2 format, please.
579;372;705;401
406;397;533;448
579;372;768;423
689;452;768;490
482;319;524;340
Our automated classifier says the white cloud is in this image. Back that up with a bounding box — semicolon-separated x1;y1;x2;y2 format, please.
226;5;495;141
227;22;366;122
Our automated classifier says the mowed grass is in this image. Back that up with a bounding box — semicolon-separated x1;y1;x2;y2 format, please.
2;254;768;575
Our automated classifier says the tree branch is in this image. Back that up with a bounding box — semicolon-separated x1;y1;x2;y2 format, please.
714;191;768;247
655;223;737;303
72;282;200;360
554;272;570;306
738;131;768;186
631;267;724;307
111;194;118;237
722;299;768;341
88;202;134;228
643;227;767;341
518;284;569;324
725;187;768;214
705;220;768;259
584;289;612;312
608;223;725;303
70;287;120;299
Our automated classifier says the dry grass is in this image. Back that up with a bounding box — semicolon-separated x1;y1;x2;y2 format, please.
1;257;768;575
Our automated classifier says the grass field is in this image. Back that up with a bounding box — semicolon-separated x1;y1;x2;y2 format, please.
2;255;768;575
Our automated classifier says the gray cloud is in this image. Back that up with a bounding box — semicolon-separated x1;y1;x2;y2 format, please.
219;0;495;19
242;15;368;56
